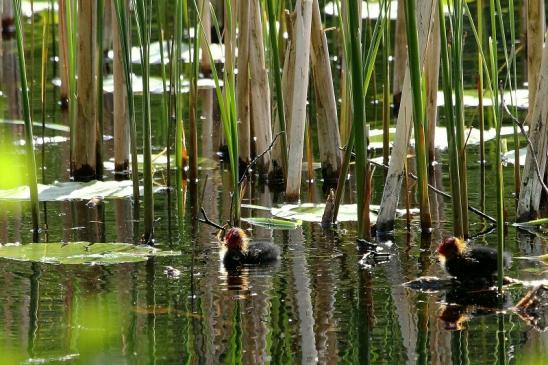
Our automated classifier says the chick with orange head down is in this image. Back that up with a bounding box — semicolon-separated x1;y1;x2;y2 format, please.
222;227;280;268
437;237;511;286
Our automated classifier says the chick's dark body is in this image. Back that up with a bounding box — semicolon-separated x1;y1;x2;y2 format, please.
443;246;511;283
223;241;280;268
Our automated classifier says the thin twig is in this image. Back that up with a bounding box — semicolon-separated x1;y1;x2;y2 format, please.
198;208;226;232
238;131;284;185
369;159;497;223
502;100;548;195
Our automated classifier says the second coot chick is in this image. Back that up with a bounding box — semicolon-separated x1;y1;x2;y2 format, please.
437;236;511;286
222;227;280;267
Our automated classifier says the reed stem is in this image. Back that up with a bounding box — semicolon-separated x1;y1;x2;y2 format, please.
113;0;140;200
266;0;288;179
403;0;431;232
14;0;40;239
348;0;369;238
135;0;154;243
438;0;463;237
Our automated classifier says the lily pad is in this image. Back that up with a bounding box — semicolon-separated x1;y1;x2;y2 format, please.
437;89;529;109
503;148;527;166
270;203;417;223
103;154;217;172
106;41;226;65
101;73;220;95
513;218;548;228
368;126;522;151
0;242;179;265
272;203;378;223
0;118;70;133
324;1;398;20
0;180;165;201
241;217;302;230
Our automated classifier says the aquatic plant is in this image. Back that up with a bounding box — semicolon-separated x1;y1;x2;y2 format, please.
196;0;240;225
403;0;431;231
134;0;154;243
347;0;369;238
113;0;140;199
13;0;40;239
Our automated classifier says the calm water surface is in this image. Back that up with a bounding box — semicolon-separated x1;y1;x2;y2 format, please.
0;3;547;365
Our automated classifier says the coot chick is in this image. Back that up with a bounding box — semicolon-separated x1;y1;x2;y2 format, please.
222;227;280;268
437;237;511;286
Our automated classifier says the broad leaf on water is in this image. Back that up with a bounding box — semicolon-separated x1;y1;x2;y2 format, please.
369;126;521;150
503;148;527;166
0;118;70;132
241;204;272;211
241;217;302;230
104;154;217;171
515;254;548;266
0;242;179;265
513;218;548;228
0;180;165;201
271;203;417;223
271;203;378;223
106;41;225;65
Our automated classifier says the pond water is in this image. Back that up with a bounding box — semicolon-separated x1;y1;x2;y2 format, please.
0;2;547;364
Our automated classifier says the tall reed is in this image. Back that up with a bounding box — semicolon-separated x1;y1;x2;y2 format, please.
197;0;240;225
448;0;469;236
134;0;154;243
113;0;140;200
348;0;369;238
464;2;504;292
174;0;188;192
96;0;105;179
189;0;200;184
489;0;504;294
438;0;463;237
266;0;288;178
157;0;170;188
477;0;486;213
382;4;390;169
64;0;77;174
332;0;386;224
403;0;431;232
14;0;40;239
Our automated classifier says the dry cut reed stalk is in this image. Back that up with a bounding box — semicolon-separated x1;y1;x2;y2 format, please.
376;0;436;233
249;0;273;176
310;0;341;181
285;0;313;202
73;0;97;181
518;34;548;221
236;0;251;166
112;0;130;179
526;0;545;121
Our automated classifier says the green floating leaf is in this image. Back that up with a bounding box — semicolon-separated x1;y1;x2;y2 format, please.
503;147;527;166
0;118;70;132
241;217;302;230
513;218;548;227
104;155;217;172
368;126;521;150
515;254;548;266
241;204;272;211
0;242;179;265
0;180;165;201
272;203;378;223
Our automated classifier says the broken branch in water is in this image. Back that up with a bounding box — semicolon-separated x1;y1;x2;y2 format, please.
369;159;497;223
238;131;284;185
198;208;226;232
